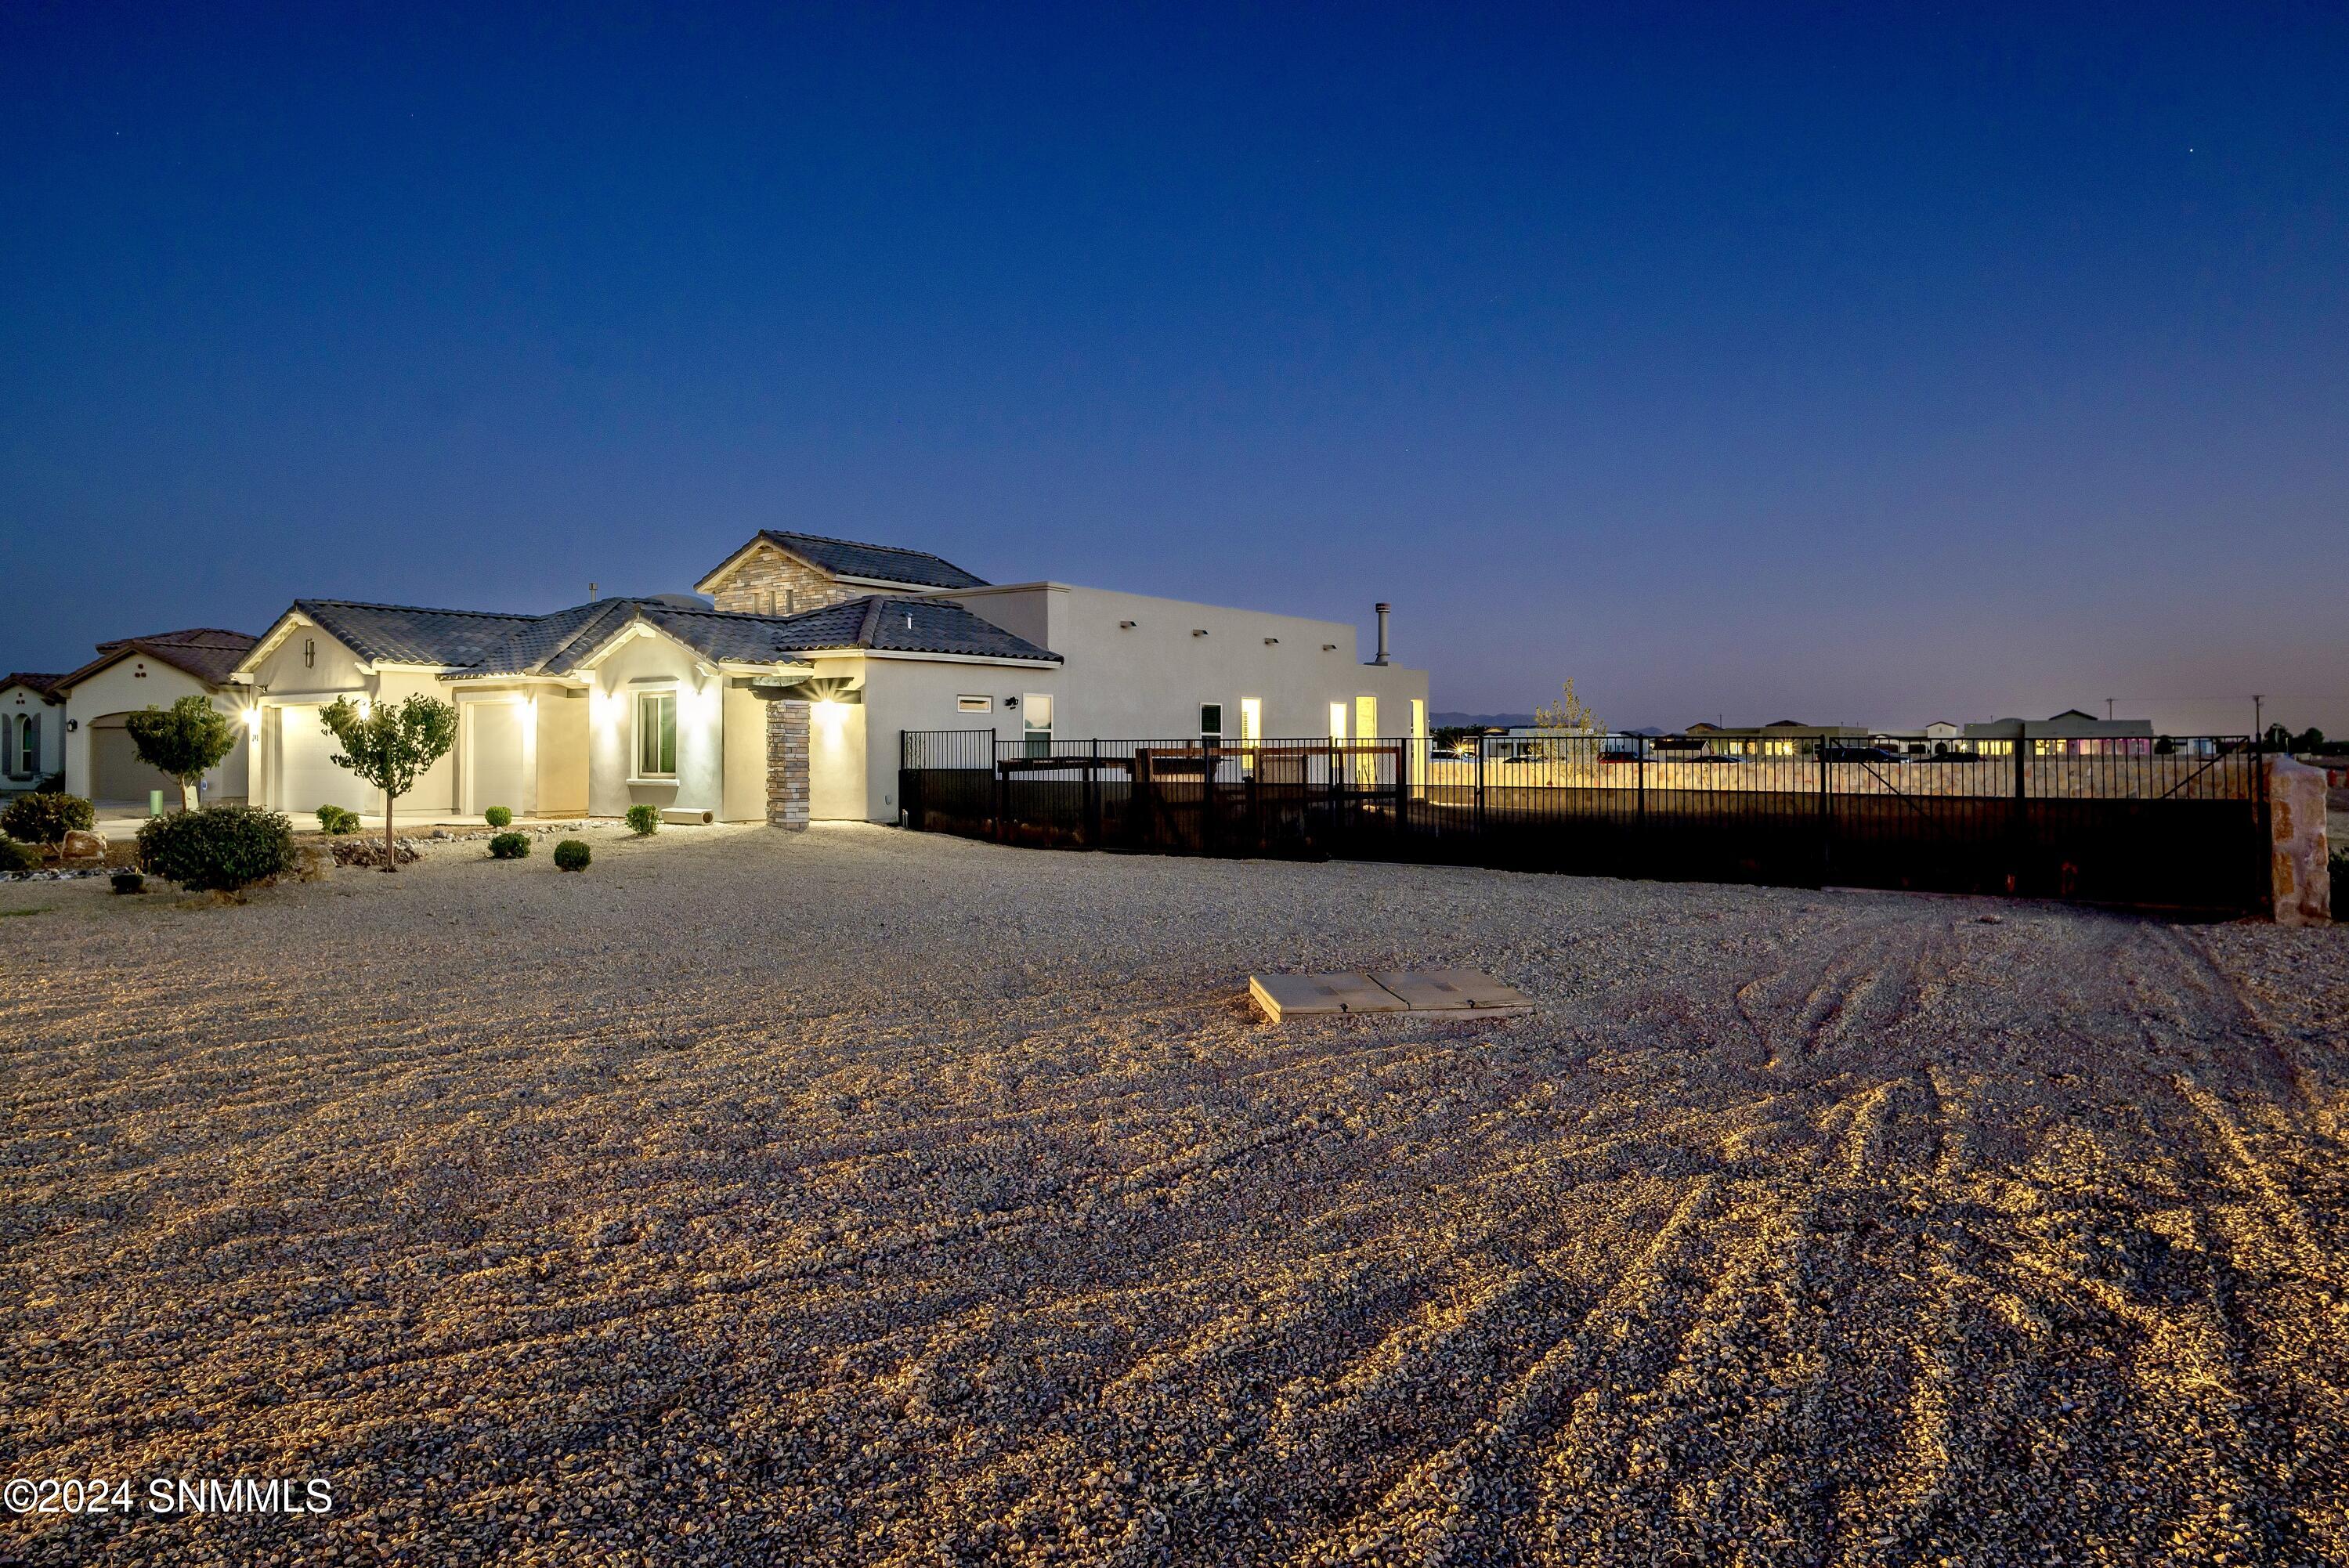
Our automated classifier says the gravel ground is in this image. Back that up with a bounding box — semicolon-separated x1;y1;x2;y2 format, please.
2;823;2344;1566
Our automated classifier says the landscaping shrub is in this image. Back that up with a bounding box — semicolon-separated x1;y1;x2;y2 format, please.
484;806;513;828
0;838;39;875
553;838;591;872
489;831;530;860
624;804;660;836
2;791;95;846
110;869;145;894
316;804;361;835
137;805;295;892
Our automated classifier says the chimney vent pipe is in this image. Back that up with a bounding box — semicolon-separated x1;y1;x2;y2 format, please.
1373;603;1392;665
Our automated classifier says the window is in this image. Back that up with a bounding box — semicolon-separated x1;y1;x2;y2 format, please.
5;714;26;776
1022;692;1053;757
1328;702;1346;742
1239;698;1261;756
303;637;316;669
1354;695;1379;784
1200;703;1223;743
958;695;994;714
635;690;677;778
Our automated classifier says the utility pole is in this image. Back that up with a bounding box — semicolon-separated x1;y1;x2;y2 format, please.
2253;694;2264;741
2105;697;2114;721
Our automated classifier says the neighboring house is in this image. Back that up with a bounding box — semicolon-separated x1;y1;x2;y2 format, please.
54;629;258;807
1964;710;2157;755
1671;720;1871;757
233;532;1429;825
1;673;67;791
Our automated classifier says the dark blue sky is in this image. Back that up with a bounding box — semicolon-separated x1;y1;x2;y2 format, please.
6;3;2345;733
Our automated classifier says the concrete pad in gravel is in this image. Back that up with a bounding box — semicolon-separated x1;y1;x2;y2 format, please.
1248;970;1405;1021
1371;968;1535;1015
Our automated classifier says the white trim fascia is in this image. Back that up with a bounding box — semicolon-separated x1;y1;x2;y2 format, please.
858;649;1061;669
258;688;369;706
237;610;317;675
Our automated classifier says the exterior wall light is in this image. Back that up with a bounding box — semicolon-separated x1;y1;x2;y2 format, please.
1263;637;1279;645
1322;643;1338;652
1191;629;1208;638
1118;620;1137;630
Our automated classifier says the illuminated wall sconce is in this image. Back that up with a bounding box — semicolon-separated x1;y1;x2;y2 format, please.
244;707;264;735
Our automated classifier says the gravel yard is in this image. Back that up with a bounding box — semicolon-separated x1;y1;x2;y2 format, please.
2;823;2344;1566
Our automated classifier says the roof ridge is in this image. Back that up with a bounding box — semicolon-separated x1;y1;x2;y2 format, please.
762;528;959;563
854;596;889;647
297;598;544;622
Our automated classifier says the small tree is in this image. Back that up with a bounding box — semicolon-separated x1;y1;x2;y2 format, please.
1533;678;1603;761
125;695;238;812
320;695;457;874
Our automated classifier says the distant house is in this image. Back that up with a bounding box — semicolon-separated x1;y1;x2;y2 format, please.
1;673;67;792
1668;719;1870;757
53;629;259;807
231;531;1427;825
1964;710;2156;755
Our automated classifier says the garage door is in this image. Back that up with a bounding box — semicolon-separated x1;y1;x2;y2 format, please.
89;719;175;805
468;703;526;816
279;706;374;815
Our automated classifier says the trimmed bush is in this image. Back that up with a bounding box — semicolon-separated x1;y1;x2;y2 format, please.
553;838;591;872
316;804;361;835
0;838;39;874
484;806;513;829
137;805;295;892
2;791;95;846
489;831;530;860
624;804;660;837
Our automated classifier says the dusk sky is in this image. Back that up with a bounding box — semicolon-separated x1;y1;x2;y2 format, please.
6;4;2344;735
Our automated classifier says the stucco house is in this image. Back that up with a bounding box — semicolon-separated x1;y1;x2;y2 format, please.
233;531;1429;826
2;673;67;792
52;628;258;807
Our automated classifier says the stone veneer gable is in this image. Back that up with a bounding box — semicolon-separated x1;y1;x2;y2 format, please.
709;541;857;617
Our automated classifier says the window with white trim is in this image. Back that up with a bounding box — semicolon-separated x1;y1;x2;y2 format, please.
958;695;993;714
635;690;678;778
1200;703;1223;743
1022;692;1053;757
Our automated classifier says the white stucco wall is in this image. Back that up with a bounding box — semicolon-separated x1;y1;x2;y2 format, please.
63;659;251;805
584;628;727;818
240;621;461;819
1;685;64;786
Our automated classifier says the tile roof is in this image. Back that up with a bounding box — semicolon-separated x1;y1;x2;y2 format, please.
2;673;67;700
750;530;988;591
282;594;1057;679
58;627;258;688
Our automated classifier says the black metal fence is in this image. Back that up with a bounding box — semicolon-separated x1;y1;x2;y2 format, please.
899;731;2272;915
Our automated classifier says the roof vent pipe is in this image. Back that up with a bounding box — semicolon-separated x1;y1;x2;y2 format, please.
1373;603;1392;665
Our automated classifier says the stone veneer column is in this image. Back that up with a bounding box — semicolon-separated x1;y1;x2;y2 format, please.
766;699;810;831
2266;754;2330;926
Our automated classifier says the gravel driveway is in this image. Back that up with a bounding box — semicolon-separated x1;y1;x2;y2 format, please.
2;824;2344;1566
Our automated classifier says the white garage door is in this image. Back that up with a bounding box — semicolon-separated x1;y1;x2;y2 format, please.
280;706;374;815
468;703;526;816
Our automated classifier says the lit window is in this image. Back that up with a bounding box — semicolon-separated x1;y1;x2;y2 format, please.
1022;692;1053;757
957;695;993;714
636;690;677;778
1239;697;1261;756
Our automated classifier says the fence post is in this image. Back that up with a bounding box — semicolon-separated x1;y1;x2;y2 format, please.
1086;738;1101;847
1202;739;1218;854
1393;738;1408;838
993;736;1007;844
1474;739;1486;836
2012;738;2029;892
1816;740;1830;885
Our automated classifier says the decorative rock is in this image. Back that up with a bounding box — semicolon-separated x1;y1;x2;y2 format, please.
2267;755;2332;926
60;829;107;861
